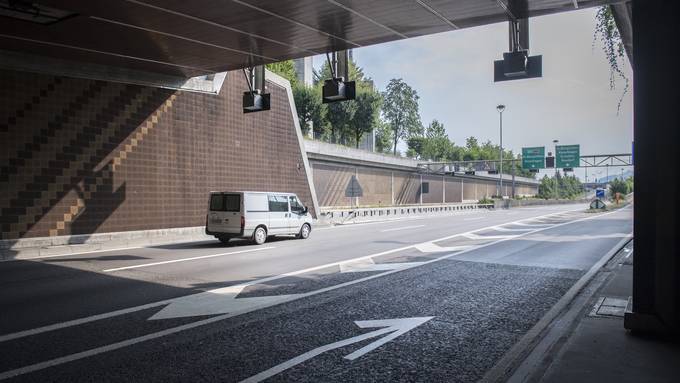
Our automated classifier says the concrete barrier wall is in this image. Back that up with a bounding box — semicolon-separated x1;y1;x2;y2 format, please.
308;160;538;208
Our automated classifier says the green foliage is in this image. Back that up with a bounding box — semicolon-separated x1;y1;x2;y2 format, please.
292;84;323;136
594;6;629;112
382;78;422;155
265;60;298;87
349;91;382;148
609;177;630;196
538;171;584;199
478;197;494;205
625;176;634;193
374;120;393;154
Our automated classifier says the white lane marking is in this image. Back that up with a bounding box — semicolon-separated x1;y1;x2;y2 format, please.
489;226;533;232
339;259;425;273
240;317;434;383
2;246;144;262
380;224;425;232
511;221;552;227
0;208;627;379
414;242;471;253
102;247;275;272
462;233;519;240
0;208;581;343
463;216;485;221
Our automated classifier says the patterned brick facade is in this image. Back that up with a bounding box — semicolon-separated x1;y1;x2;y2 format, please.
0;69;314;240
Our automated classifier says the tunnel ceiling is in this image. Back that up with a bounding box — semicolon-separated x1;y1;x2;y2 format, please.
1;0;620;78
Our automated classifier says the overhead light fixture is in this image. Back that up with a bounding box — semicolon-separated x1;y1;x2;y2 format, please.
494;16;542;82
0;0;77;25
242;65;270;113
322;50;355;104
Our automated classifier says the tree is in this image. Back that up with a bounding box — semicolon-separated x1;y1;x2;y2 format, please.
265;60;298;87
406;136;426;159
594;6;629;112
374;120;393;154
326;99;356;144
292;84;323;137
382;78;421;155
609;177;629;196
420;120;452;161
349;91;382;148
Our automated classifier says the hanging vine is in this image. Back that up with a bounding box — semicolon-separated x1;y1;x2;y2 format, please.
594;5;629;113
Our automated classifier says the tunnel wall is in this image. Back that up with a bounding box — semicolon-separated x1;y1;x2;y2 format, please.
0;69;315;240
308;160;538;208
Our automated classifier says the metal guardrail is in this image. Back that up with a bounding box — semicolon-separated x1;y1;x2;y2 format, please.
320;203;494;223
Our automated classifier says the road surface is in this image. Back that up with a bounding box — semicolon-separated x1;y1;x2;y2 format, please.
0;203;633;382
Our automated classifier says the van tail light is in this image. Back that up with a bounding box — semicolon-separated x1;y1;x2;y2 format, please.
240;216;245;229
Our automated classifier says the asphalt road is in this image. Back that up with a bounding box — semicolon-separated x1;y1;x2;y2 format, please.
0;204;633;382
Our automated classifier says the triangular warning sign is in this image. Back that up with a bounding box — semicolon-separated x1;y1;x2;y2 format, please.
345;175;363;197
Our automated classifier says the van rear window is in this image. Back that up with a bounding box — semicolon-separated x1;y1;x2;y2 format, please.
210;194;240;212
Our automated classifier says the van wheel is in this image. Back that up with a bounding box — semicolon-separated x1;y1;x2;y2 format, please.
297;223;311;239
252;226;267;245
217;236;231;245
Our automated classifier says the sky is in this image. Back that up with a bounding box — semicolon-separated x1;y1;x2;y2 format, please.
312;7;633;181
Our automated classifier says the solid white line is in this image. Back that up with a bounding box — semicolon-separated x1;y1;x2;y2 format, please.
380;225;425;232
0;208;628;380
463;216;485;221
102;247;275;272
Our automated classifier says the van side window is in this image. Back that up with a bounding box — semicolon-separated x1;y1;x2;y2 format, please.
268;195;289;212
289;196;304;213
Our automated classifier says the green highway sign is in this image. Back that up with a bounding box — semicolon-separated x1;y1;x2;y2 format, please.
556;145;580;168
522;147;545;169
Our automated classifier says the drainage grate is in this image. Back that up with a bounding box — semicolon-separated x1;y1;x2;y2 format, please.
589;297;629;318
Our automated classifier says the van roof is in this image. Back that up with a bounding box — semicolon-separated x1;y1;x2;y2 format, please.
208;191;297;195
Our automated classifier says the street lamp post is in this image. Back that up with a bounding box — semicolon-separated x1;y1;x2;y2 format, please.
553;139;559;199
497;104;505;198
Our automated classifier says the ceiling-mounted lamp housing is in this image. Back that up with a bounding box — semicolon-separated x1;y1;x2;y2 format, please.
494;17;542;82
243;65;270;113
322;50;355;104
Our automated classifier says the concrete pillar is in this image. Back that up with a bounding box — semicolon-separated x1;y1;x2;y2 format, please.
461;178;464;201
419;174;423;204
625;0;680;334
442;176;445;203
391;171;394;206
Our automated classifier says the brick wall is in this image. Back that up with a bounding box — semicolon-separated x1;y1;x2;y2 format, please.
0;69;313;240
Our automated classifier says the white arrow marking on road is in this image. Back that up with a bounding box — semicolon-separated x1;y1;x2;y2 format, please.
462;233;518;240
339;258;424;273
239;317;434;383
149;285;300;320
414;242;471;253
489;226;534;232
501;221;550;227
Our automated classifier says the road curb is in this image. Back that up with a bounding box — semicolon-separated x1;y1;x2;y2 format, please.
480;231;633;383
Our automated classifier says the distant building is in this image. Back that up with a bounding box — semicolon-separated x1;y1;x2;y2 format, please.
293;56;313;87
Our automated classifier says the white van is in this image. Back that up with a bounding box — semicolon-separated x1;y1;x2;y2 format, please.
205;191;313;245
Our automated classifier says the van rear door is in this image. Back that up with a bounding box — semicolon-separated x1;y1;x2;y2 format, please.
207;192;242;234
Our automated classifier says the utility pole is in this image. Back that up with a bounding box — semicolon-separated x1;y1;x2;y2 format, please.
553;139;559;199
497;104;506;197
